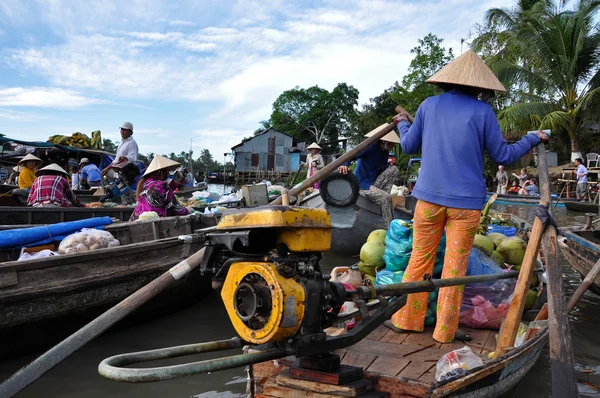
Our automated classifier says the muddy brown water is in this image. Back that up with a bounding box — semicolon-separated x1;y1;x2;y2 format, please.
1;203;599;397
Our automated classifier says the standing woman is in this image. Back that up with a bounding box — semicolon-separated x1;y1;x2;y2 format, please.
386;50;549;343
130;155;190;221
17;154;43;189
304;143;324;189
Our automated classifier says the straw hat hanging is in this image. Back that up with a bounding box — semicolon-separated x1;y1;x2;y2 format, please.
13;166;22;172
18;153;42;165
365;124;400;144
306;142;322;150
35;163;68;177
143;154;181;177
426;49;506;92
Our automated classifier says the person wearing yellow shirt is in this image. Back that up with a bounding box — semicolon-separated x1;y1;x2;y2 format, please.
17;154;43;189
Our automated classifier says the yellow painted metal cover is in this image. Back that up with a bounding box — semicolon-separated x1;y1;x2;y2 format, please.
216;206;331;230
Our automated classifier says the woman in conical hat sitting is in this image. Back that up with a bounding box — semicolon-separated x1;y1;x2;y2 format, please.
27;164;83;208
303;142;324;189
130;155;190;221
17;153;43;189
387;50;549;343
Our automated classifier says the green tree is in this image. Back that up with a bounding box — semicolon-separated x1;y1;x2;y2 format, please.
491;0;600;160
391;33;454;114
270;83;359;146
253;120;272;136
102;138;118;153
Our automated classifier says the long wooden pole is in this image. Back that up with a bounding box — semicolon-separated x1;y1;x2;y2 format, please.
537;143;578;397
270;122;398;205
0;248;207;398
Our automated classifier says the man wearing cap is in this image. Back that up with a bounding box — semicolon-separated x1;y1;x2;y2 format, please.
574;158;589;201
27;164;84;208
17;154;43;189
337;131;400;226
102;122;139;176
80;158;103;188
386;50;549;343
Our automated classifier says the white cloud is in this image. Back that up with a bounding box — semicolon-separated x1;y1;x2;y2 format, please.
0;87;102;108
0;108;42;121
156;19;196;27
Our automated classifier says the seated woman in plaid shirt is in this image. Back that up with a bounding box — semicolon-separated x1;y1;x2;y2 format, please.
27;164;84;208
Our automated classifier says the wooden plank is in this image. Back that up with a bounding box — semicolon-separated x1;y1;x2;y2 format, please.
289;365;362;386
277;370;372;397
346;339;414;357
402;332;439;347
398;361;435;380
366;356;410;377
341;351;377;369
418;369;437;384
333;349;347;361
366;326;388;341
263;380;342;398
0;269;17;289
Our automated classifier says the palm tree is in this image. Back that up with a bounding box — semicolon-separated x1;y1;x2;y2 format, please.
493;0;600;161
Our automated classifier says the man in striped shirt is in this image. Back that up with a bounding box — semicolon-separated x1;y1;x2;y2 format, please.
27;164;84;208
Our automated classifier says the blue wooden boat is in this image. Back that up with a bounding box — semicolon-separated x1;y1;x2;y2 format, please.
485;192;574;207
558;228;600;294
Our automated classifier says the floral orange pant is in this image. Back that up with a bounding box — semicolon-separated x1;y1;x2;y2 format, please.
391;200;481;343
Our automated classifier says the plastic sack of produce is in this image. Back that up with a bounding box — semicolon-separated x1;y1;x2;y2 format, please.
58;228;120;254
383;220;413;272
375;269;405;285
459;278;515;329
465;248;504;284
435;346;484;381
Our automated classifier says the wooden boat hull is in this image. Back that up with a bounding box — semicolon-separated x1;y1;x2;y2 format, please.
486;192;569;207
0;214;216;358
564;201;599;213
300;192;412;255
558;229;600;294
0;205;134;225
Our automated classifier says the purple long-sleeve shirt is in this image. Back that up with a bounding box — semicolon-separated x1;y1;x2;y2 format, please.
132;177;189;219
396;90;540;210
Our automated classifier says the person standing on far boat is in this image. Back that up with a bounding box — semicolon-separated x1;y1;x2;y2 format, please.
495;165;509;195
130;155;190;221
574;158;589;201
512;168;528;188
387;50;549;343
80;158;103;187
17;154;43;189
303;143;324;189
27;164;84;208
102;122;139;182
337;131;400;227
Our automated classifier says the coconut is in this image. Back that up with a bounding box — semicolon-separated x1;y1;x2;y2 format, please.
488;232;508;249
524;290;537;311
360;241;386;270
490;250;505;268
473;234;494;256
366;229;387;245
497;236;527;265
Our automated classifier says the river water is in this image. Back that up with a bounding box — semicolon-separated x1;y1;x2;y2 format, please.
1;202;599;397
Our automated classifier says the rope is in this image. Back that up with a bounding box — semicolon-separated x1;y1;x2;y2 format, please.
535;204;563;236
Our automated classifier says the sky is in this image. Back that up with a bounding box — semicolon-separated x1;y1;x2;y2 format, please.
0;0;514;161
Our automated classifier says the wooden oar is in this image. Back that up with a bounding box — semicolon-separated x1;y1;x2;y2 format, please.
554;173;572;208
0;248;207;398
288;164;304;189
537;142;578;397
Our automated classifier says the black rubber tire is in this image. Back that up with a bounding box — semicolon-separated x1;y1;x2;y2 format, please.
319;171;360;207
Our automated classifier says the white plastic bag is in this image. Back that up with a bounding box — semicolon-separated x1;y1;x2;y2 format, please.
435;346;484;381
18;249;59;261
58;228;120;254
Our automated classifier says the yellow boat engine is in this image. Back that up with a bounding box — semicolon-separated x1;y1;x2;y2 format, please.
203;206;347;345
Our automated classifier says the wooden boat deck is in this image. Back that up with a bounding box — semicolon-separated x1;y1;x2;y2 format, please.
333;325;495;386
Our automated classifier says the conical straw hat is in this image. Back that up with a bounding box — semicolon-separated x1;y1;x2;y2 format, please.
426;49;506;92
13;166;22;172
36;163;68;177
365;124;400;144
306;142;322;150
144;154;180;177
18;153;42;165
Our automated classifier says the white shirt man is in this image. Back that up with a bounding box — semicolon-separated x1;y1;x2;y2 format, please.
114;122;138;165
575;158;588;200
